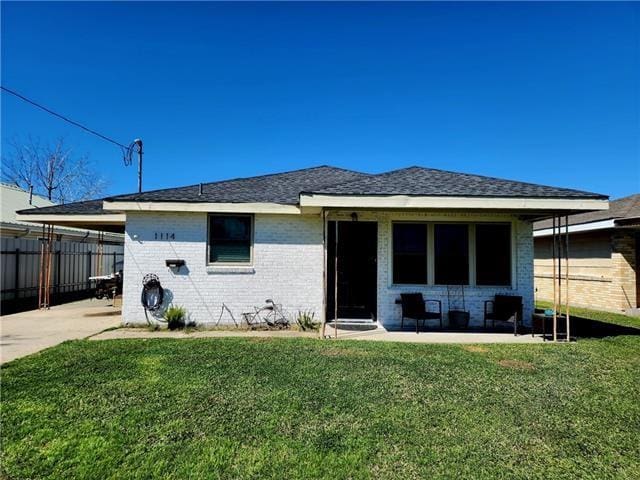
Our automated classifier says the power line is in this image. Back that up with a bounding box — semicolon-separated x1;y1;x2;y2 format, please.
2;85;144;191
1;85;129;150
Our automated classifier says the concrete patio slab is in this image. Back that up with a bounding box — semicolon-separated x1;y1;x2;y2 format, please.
89;325;543;344
1;299;121;364
331;327;545;343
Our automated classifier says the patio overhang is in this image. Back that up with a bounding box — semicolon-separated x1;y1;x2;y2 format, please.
14;213;126;234
300;193;609;211
299;193;609;216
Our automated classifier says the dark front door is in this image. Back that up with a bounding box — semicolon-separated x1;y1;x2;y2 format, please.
327;221;377;320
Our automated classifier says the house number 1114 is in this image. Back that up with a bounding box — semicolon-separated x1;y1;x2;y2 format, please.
154;232;175;240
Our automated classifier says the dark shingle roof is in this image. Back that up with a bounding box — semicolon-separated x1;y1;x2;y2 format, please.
305;166;607;199
534;193;639;230
107;166;369;204
17;199;111;215
18;164;607;216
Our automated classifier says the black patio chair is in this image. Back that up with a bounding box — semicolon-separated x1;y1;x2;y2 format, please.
484;295;523;335
400;293;442;334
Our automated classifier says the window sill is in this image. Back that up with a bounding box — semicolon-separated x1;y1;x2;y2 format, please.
206;266;255;275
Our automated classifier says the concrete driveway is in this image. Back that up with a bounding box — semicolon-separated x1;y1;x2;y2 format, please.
1;299;121;364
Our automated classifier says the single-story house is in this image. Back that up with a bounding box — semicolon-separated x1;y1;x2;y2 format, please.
534;194;639;315
16;165;608;330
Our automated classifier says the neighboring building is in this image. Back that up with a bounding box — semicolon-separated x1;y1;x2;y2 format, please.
17;166;607;329
1;182;123;242
533;194;639;315
1;183;124;314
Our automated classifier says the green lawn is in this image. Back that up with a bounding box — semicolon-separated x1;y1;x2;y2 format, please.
536;300;640;330
2;336;639;480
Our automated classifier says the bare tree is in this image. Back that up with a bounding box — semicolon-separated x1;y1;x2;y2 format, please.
1;137;107;203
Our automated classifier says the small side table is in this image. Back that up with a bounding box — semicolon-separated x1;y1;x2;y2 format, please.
532;313;549;340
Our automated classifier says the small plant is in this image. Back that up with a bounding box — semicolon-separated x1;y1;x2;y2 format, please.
164;304;187;330
296;310;319;331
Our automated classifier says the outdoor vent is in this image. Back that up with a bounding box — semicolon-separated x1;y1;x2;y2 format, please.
165;259;186;268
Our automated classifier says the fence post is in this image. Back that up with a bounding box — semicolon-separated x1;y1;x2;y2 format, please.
87;250;92;291
55;250;61;301
14;248;20;300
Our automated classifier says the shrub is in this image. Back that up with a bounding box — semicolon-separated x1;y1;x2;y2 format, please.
164;305;187;330
296;310;319;331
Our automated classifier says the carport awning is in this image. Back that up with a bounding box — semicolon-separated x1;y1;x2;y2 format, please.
14;213;125;233
16;198;125;233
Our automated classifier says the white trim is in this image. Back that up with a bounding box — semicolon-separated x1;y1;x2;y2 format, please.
206;266;255;275
300;194;608;211
14;213;126;224
103;201;302;214
533;219;616;237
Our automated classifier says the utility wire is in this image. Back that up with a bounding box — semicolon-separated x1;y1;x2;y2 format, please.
1;85;129;150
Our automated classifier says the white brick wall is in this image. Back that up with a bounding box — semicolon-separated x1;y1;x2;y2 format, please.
122;212;324;326
122;209;535;329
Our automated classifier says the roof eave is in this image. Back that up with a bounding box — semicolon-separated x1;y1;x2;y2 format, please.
299;193;609;212
102;200;308;215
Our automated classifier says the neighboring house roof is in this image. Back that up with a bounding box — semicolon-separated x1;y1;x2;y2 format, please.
305;166;606;199
1;182;55;227
2;183;123;240
534;193;640;231
17;164;607;217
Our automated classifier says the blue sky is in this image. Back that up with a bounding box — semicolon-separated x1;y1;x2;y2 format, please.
2;2;638;199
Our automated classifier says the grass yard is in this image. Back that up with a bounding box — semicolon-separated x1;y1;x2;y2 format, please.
2;335;639;480
536;300;640;330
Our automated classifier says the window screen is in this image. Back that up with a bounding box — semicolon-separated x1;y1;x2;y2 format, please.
476;223;511;286
208;215;252;263
434;224;469;285
393;223;428;284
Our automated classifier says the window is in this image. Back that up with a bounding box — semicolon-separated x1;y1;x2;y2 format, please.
434;224;469;285
208;215;252;264
392;223;428;284
476;223;511;286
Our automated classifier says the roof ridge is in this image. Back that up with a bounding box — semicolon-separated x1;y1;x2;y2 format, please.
361;164;606;198
298;169;376;193
105;165;366;201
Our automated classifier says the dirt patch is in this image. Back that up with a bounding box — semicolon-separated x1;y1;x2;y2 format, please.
463;345;488;353
498;359;535;371
84;310;122;317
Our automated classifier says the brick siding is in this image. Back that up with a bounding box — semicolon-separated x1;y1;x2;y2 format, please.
534;230;638;313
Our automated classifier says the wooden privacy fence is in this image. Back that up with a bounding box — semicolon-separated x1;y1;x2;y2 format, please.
1;237;124;315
